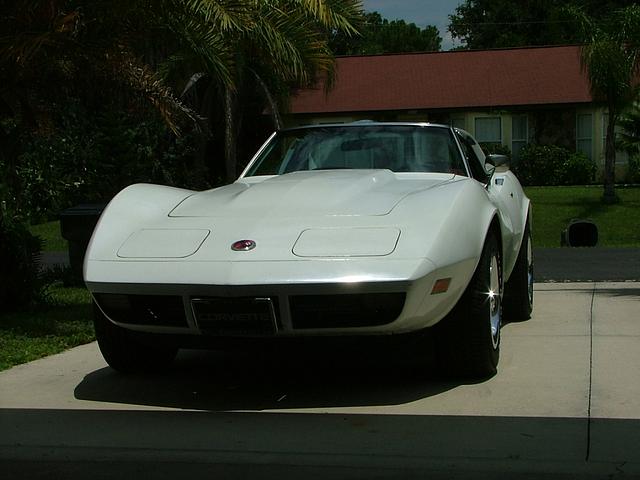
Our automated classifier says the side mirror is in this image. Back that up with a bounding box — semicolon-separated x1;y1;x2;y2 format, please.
485;154;510;169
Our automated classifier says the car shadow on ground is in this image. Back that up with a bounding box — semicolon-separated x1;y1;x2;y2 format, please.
74;340;485;411
597;287;640;299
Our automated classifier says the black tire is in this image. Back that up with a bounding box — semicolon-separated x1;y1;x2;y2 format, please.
503;221;533;322
93;302;177;373
435;230;502;378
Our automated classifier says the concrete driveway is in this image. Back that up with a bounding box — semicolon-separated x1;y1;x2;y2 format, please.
1;282;640;478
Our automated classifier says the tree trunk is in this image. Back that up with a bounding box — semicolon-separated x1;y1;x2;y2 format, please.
190;81;215;189
603;104;617;202
224;88;238;183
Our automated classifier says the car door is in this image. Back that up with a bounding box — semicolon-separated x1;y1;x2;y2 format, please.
455;129;524;274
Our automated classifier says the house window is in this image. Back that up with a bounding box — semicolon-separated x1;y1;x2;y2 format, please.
576;113;593;160
474;117;502;145
511;115;528;160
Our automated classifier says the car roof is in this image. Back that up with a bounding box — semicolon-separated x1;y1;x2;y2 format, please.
281;121;453;132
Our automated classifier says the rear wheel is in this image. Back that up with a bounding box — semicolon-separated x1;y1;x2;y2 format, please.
93;302;177;373
504;221;533;322
435;230;502;378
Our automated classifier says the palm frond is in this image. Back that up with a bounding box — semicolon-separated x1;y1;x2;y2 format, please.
105;49;205;135
574;5;640;107
253;4;334;85
562;5;596;43
0;4;80;67
166;17;235;88
285;0;362;35
180;0;255;32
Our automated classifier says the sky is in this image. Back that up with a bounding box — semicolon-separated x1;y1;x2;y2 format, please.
362;0;463;50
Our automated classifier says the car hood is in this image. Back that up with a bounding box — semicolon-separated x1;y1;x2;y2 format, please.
170;170;454;218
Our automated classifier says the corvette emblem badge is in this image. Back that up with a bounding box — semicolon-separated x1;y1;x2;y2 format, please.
231;239;256;251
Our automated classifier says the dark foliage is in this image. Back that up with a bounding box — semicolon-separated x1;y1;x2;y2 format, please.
626;155;640;183
1;102;203;223
331;11;441;55
513;144;596;186
617;103;640;183
449;0;637;49
0;217;43;312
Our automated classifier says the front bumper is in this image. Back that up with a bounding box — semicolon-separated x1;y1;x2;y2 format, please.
87;257;476;337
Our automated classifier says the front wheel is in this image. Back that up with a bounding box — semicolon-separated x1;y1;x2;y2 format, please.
435;230;502;378
93;302;177;373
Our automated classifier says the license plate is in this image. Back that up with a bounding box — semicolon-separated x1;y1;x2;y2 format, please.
191;297;277;336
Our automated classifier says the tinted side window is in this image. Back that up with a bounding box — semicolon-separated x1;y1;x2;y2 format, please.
456;132;488;182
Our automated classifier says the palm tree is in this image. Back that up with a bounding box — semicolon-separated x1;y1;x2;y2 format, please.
569;5;640;202
0;0;209;213
0;1;206;134
1;0;362;189
172;0;363;181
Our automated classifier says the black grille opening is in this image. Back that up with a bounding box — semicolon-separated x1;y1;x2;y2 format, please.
289;293;405;329
94;294;187;327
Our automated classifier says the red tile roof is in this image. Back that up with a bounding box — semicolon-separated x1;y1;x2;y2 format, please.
289;45;594;114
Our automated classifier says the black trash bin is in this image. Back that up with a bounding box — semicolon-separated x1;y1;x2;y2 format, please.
60;203;106;282
561;219;598;247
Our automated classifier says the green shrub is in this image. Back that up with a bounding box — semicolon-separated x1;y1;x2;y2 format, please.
2;102;204;224
513;144;563;186
0;216;43;312
16;132;102;222
560;151;597;185
626;154;640;183
513;144;596;186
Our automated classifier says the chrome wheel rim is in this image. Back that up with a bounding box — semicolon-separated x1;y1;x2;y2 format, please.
489;253;502;349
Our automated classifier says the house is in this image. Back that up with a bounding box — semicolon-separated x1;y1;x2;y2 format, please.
285;45;628;179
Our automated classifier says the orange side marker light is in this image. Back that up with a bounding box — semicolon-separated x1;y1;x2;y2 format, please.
431;278;451;295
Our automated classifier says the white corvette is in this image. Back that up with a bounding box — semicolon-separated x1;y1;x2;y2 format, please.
85;122;532;377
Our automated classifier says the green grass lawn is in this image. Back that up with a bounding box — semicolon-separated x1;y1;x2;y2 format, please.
29;220;67;252
0;284;94;371
525;185;640;248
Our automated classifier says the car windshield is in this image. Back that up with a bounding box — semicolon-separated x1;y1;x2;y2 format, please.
244;125;467;177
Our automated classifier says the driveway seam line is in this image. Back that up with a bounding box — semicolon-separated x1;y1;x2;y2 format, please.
585;282;596;462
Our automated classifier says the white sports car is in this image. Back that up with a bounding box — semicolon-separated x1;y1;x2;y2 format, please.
85;122;533;377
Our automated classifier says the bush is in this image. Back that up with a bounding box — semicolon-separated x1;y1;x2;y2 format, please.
1;101;204;224
513;144;596;186
0;215;43;312
16;132;102;222
562;151;597;185
626;154;640;183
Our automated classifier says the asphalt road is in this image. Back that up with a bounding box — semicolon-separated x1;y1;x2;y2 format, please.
2;282;640;478
534;247;640;282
